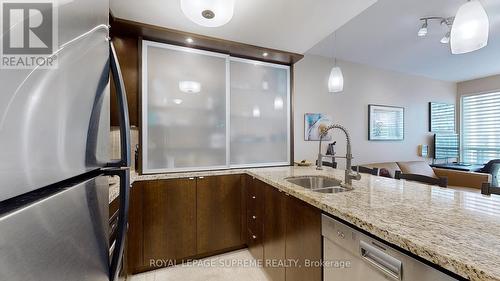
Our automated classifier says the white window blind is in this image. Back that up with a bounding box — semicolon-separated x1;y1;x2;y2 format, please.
462;92;500;164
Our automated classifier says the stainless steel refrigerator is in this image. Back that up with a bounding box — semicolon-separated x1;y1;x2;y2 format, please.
0;0;130;280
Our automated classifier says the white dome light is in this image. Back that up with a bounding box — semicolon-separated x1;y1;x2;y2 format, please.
179;81;201;93
451;0;489;55
181;0;235;27
328;67;344;93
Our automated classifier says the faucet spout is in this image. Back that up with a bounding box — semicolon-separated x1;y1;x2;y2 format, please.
316;124;360;187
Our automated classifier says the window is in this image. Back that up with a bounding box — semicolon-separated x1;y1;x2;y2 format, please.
141;41;290;173
461;92;500;164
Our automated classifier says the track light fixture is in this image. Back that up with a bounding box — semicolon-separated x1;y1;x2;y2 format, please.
417;17;454;44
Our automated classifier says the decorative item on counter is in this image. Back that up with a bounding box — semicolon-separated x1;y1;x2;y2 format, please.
294;160;313;167
368;105;404;141
304;113;333;141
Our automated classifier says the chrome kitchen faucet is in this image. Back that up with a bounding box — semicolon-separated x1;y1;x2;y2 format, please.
316;124;361;188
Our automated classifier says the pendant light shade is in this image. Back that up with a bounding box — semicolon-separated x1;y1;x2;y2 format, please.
451;0;489;54
181;0;235;27
328;67;344;93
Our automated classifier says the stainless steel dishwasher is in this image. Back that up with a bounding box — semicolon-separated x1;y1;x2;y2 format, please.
321;215;458;281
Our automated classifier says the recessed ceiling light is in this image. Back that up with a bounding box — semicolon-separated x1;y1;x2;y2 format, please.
186;37;194;43
181;0;235;27
173;99;183;105
262;52;269;57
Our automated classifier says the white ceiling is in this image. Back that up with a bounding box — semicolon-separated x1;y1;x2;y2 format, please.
308;0;500;82
110;0;377;54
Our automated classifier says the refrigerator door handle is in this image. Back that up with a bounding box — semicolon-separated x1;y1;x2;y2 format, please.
106;168;130;281
108;42;131;168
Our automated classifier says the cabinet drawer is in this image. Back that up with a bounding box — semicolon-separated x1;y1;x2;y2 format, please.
247;212;263;237
247;228;263;261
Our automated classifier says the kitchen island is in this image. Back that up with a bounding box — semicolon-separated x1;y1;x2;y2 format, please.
128;166;500;281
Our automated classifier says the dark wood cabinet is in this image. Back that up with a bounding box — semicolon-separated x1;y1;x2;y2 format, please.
245;178;322;281
285;196;322;281
196;175;243;254
127;181;144;273
127;175;245;274
263;185;287;281
128;175;321;279
142;179;197;269
246;175;264;261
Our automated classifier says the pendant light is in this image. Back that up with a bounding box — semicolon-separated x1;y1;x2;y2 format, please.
181;0;235;27
451;0;489;54
328;32;344;93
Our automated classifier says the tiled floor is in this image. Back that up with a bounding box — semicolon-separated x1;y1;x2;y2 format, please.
129;249;269;281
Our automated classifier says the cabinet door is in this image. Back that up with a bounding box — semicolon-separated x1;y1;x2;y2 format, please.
142;179;197;268
127;181;144;274
197;175;243;254
263;184;286;281
285;196;322;281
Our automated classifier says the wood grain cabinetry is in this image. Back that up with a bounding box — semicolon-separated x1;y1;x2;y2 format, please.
197;175;243;254
285;196;322;281
245;178;322;281
127;175;244;274
142;179;197;268
263;185;287;281
246;175;264;261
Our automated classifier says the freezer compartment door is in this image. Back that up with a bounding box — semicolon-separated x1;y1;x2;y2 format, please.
0;176;109;281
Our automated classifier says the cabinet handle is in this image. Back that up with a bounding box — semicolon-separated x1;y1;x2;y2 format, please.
189;177;195;180
252;215;257;220
199;176;204;179
252;196;256;199
252;235;257;240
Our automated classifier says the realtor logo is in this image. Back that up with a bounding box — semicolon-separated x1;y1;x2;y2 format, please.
1;0;58;68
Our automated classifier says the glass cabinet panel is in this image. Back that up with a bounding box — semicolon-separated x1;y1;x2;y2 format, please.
142;41;228;173
230;58;290;166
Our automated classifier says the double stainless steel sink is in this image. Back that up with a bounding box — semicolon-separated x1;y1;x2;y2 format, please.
285;176;350;193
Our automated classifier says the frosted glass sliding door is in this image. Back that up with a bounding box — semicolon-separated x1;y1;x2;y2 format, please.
142;41;228;173
230;58;290;167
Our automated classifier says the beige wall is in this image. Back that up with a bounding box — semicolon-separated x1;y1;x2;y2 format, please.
293;55;457;167
457;74;500;96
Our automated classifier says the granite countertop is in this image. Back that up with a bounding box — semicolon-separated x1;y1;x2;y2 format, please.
127;166;500;281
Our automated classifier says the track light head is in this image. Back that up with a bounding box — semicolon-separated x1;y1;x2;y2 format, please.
418;20;428;37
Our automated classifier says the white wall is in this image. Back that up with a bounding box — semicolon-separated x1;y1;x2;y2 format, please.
293;55;457;166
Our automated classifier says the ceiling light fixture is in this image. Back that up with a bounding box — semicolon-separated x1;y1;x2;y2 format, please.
417;16;455;47
179;81;201;94
180;0;235;27
418;20;428;37
440;31;451;44
451;0;489;54
328;32;344;93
